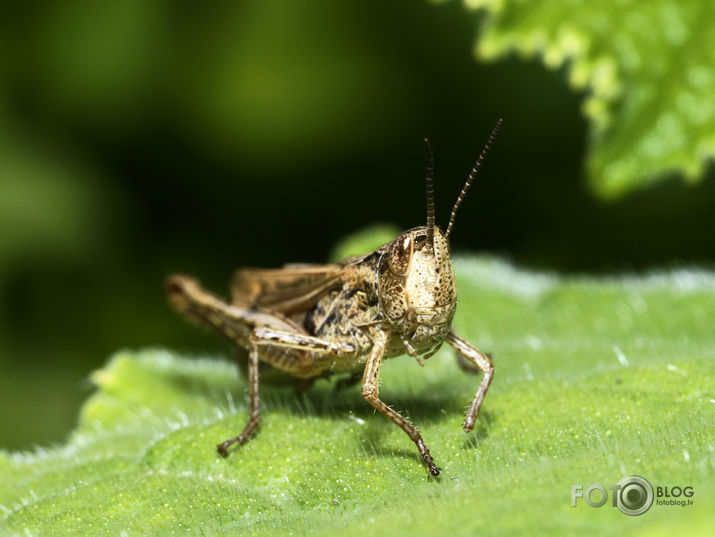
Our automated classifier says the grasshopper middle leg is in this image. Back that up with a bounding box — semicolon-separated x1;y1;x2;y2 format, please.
361;328;441;476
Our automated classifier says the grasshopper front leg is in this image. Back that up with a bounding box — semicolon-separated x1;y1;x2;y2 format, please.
446;330;494;432
362;327;441;476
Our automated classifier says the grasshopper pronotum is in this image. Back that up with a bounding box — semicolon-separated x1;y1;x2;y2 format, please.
166;119;502;476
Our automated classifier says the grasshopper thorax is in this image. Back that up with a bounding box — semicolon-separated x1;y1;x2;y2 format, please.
377;226;456;348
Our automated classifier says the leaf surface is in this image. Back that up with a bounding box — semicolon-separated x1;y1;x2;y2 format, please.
1;257;713;535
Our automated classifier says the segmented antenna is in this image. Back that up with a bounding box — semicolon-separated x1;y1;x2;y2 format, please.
424;138;435;248
444;118;503;239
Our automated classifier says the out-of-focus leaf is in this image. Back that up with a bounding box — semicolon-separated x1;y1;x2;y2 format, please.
0;122;101;260
462;0;715;197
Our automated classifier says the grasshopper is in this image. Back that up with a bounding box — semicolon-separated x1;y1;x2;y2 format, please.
166;119;502;476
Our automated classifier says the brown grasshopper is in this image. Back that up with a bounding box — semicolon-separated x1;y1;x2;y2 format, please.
166;119;502;476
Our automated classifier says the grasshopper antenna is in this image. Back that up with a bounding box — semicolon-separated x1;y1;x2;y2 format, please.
424;137;436;249
445;118;503;239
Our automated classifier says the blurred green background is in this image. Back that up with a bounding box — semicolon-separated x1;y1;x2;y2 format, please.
0;0;713;450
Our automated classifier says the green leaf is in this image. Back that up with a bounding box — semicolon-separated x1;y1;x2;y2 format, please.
463;0;715;197
1;256;714;535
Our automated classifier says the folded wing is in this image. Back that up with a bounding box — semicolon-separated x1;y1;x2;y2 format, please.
231;264;345;314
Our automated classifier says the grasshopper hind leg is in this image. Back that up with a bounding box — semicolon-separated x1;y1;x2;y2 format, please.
217;343;261;456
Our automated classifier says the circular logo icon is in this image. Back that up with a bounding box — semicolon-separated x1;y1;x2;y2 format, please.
616;475;654;516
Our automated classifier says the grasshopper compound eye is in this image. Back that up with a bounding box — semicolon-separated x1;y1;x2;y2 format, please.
387;234;414;275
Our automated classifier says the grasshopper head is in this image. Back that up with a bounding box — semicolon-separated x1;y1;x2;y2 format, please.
377;119;502;353
378;226;456;348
